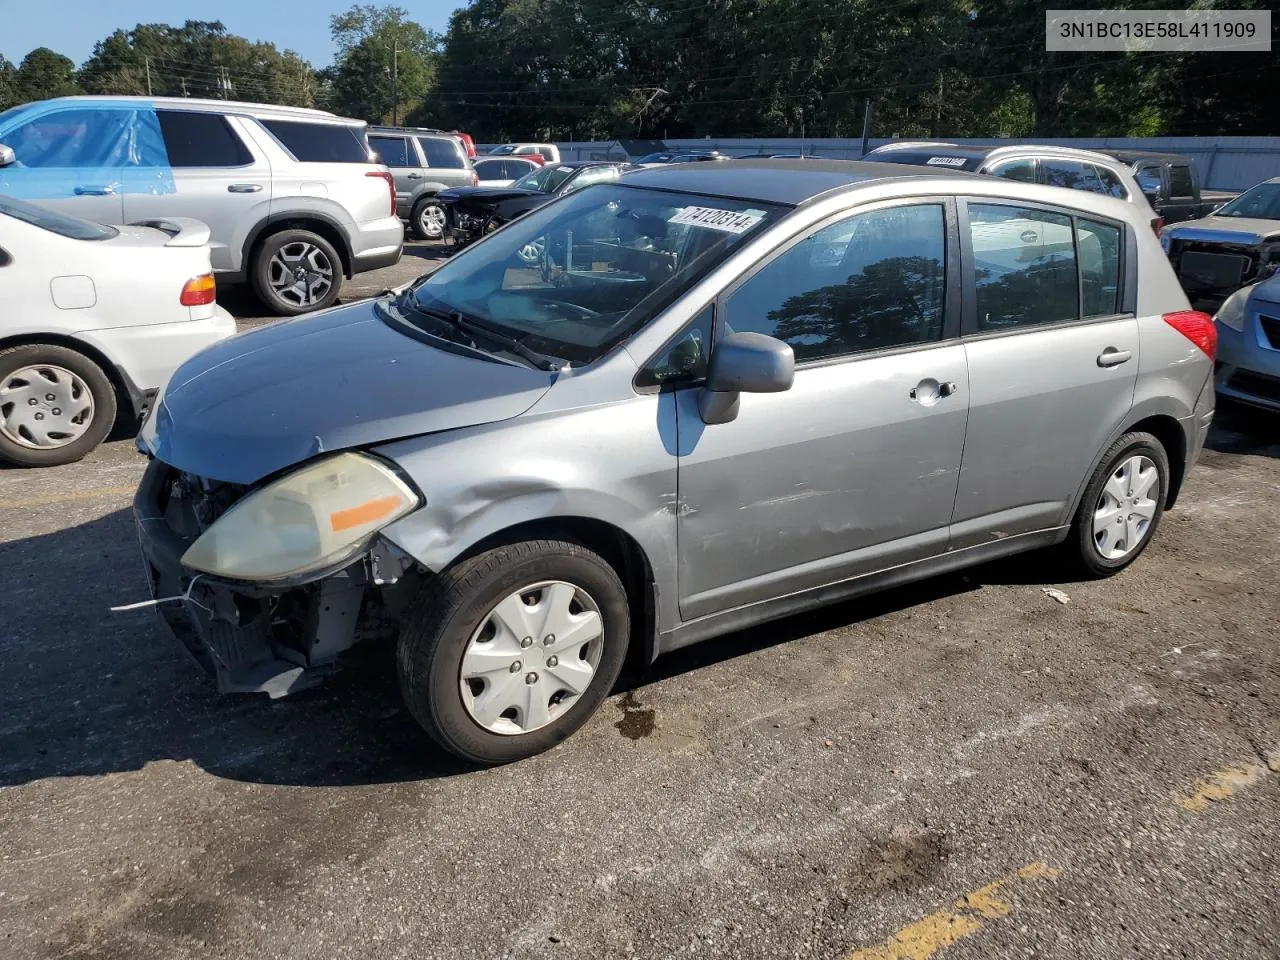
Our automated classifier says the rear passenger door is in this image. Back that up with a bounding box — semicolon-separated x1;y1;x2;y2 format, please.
124;110;271;274
953;199;1136;547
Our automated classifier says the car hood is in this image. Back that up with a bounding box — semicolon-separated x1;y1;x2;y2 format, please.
1165;215;1280;245
437;185;543;205
141;301;553;485
1245;273;1280;305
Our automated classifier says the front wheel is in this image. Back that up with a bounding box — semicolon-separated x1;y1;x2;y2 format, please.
1065;431;1169;578
412;198;447;240
0;344;117;467
396;539;631;764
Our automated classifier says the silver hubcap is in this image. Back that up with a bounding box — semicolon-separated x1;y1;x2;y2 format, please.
419;204;446;239
0;365;94;449
517;237;546;263
460;580;604;736
1092;454;1159;560
268;241;333;307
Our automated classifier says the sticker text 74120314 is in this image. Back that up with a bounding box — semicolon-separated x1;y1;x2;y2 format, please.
668;206;765;234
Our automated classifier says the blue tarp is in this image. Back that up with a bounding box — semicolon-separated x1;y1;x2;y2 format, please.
0;99;176;200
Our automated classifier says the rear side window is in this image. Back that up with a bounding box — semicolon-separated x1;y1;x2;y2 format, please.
420;137;465;169
472;159;503;179
724;203;947;362
1135;165;1162;196
1094;165;1128;199
369;135;411;167
536;146;555;161
157;110;252;167
988;158;1035;182
968;204;1077;330
1168;164;1194;198
0;194;117;240
968;203;1124;330
260;119;370;163
1038;160;1090;191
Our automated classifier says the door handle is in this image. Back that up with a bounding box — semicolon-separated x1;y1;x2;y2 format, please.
1097;347;1132;368
909;379;959;406
406;173;424;180
74;184;115;196
227;183;263;193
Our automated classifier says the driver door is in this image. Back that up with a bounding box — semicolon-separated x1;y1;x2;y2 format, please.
672;200;969;620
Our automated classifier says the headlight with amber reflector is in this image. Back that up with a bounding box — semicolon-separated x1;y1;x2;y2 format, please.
1214;288;1248;333
181;452;420;582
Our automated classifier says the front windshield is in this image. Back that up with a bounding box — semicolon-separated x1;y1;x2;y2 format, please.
1215;183;1280;221
511;164;576;193
636;153;672;164
411;184;786;365
490;145;517;155
0;194;118;240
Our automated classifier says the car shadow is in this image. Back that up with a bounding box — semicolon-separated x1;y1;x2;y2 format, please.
1206;402;1280;458
0;506;995;790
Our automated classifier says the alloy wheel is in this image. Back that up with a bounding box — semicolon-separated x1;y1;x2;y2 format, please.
419;203;447;239
268;241;334;308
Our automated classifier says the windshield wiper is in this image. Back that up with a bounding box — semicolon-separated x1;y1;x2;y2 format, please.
408;301;565;371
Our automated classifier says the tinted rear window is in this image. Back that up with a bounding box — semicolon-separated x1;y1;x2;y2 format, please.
420;136;465;169
1169;164;1194;198
0;194;117;240
158;110;253;167
260;119;370;163
369;135;412;167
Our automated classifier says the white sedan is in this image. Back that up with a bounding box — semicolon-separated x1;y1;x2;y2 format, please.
0;195;236;466
471;157;540;188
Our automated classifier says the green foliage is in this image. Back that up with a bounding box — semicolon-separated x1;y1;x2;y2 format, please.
12;48;80;103
328;5;439;123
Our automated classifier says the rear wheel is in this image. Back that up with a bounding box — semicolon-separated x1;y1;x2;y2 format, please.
0;344;116;467
1066;431;1169;577
251;229;343;316
411;198;447;241
396;539;630;764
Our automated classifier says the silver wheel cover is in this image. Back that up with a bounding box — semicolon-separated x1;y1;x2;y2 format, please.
0;364;95;449
460;580;604;736
419;203;447;239
1092;454;1160;560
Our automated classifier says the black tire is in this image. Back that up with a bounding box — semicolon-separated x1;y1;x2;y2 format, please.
1065;431;1170;578
396;539;631;765
0;344;117;467
410;197;447;241
250;229;343;316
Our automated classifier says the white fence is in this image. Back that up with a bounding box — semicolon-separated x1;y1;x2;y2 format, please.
536;137;1280;192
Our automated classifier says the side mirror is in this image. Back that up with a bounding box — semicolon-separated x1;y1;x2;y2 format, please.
0;144;14;167
698;331;795;425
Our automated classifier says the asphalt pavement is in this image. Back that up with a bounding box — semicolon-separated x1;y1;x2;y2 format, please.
0;247;1277;959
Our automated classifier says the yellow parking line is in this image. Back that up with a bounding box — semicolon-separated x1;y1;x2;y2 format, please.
1178;748;1280;812
0;486;136;510
845;862;1061;960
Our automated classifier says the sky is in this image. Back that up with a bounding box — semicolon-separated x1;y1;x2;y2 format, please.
1;0;460;68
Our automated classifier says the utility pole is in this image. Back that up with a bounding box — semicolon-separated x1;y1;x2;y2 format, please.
145;56;152;96
390;37;398;126
859;98;874;158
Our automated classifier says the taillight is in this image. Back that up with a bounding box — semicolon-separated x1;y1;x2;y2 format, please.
1163;309;1216;359
1151;217;1165;236
366;170;395;216
180;274;216;306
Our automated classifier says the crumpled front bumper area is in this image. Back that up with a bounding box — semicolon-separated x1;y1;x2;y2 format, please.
132;459;385;698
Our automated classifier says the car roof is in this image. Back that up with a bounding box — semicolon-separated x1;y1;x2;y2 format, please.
618;158;978;205
38;95;353;123
867;141;1132;167
557;160;622;169
1092;148;1192;164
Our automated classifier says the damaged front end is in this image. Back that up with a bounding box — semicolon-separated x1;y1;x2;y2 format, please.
133;458;420;698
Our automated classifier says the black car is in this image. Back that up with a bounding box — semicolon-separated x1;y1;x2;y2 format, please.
438;161;631;246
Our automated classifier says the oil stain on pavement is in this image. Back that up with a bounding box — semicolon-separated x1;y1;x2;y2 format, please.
615;691;656;739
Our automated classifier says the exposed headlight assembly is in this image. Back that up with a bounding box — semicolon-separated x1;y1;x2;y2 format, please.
1214;288;1249;333
181;453;420;582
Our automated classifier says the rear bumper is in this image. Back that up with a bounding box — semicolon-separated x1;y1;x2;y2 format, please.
350;216;406;275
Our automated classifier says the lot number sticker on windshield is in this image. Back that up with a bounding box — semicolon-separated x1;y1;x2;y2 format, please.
669;206;765;234
925;156;967;167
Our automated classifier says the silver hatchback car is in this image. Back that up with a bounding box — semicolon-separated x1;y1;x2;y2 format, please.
133;160;1216;764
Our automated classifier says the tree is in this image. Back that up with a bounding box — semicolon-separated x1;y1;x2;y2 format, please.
328;5;439;123
12;48;80;103
78;21;317;107
0;56;17;110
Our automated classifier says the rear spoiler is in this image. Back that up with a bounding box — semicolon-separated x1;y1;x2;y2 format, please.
127;217;212;248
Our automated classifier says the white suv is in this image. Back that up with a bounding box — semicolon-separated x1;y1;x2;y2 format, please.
0;96;404;314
